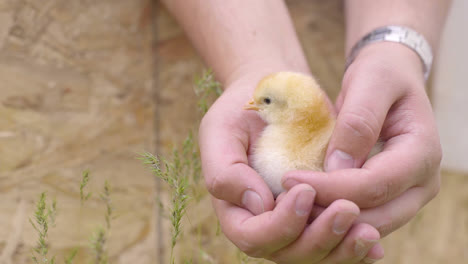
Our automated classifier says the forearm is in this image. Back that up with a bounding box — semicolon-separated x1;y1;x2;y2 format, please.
161;0;310;86
345;0;452;55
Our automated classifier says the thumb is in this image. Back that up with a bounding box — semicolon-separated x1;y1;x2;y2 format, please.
325;71;400;171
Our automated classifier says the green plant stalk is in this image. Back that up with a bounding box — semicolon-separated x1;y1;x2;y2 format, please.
140;69;223;263
80;170;92;204
64;248;78;264
194;69;222;114
90;227;108;264
30;192;57;264
90;180;113;264
140;150;190;264
101;180;113;230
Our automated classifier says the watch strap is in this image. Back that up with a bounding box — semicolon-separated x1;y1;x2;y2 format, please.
345;25;433;81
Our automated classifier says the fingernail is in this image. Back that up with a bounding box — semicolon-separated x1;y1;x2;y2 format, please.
242;190;264;215
295;188;315;216
332;212;357;234
326;150;354;172
282;178;300;189
355;238;378;257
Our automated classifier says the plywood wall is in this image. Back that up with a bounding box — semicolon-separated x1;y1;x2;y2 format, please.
0;0;157;263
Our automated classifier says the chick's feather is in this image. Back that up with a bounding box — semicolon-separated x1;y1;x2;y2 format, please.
246;72;335;197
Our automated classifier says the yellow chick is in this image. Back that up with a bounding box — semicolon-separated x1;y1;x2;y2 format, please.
244;72;335;197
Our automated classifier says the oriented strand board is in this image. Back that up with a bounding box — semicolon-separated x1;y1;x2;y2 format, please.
0;0;157;263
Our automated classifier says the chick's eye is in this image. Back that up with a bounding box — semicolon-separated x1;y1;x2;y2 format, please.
263;97;271;104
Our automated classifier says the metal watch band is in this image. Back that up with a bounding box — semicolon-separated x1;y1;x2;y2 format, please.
345;25;433;81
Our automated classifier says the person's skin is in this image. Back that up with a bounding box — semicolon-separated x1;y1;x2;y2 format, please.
283;0;451;236
161;0;451;263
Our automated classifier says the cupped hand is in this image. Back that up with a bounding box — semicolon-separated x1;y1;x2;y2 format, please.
283;42;442;237
199;75;273;215
199;73;384;263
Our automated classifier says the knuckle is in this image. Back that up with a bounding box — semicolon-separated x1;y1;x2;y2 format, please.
340;108;380;143
236;240;264;258
236;243;253;256
205;170;226;198
311;242;333;260
279;225;299;243
423;138;443;179
365;181;390;207
376;219;394;237
377;202;419;238
233;227;268;258
335;199;360;212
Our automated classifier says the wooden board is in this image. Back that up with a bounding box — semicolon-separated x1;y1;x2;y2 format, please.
0;0;157;263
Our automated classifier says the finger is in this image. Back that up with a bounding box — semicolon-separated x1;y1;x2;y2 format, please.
325;65;405;171
285;164;439;239
321;223;381;264
199;115;275;214
275;191;287;206
308;205;325;224
357;177;439;237
360;244;385;264
214;184;316;257
283;134;434;208
271;199;359;263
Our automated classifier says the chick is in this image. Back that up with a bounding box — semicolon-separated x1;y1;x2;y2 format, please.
244;72;335;197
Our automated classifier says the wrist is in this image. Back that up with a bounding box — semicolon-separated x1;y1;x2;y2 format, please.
347;42;426;84
346;26;433;81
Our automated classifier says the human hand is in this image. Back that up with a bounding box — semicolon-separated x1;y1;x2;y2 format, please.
283;42;442;237
199;72;384;263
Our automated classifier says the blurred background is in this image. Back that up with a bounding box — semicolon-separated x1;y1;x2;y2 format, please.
0;0;466;263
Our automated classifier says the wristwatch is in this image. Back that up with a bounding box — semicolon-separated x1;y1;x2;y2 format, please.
345;25;433;81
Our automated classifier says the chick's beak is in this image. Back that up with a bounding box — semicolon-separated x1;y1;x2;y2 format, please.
244;99;260;111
